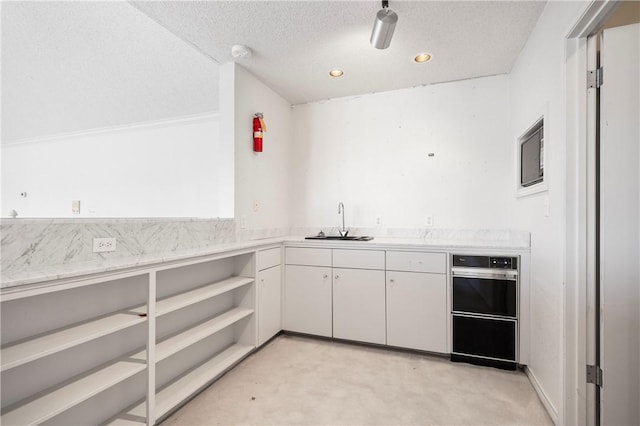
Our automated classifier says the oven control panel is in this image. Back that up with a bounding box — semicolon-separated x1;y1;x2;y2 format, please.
452;255;518;270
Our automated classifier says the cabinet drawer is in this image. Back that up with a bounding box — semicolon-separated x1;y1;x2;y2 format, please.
333;249;385;270
258;247;281;271
285;247;332;267
386;251;446;274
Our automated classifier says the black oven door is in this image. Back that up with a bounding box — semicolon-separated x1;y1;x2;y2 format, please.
452;315;517;362
452;271;517;318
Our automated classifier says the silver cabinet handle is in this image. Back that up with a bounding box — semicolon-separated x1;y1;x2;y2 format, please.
335;275;340;279
389;279;395;283
323;274;328;279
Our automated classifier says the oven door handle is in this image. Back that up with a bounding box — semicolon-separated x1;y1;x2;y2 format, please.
451;268;518;281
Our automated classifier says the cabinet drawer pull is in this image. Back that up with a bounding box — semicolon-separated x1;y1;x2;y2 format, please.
323;274;328;279
335;275;340;279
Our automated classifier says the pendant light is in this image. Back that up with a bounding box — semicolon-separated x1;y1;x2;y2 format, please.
370;0;398;49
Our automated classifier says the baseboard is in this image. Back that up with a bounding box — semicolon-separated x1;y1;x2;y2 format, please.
525;366;558;425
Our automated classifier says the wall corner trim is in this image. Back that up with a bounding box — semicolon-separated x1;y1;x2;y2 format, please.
525;365;559;425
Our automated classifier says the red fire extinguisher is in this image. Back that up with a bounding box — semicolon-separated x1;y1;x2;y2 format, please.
253;113;266;152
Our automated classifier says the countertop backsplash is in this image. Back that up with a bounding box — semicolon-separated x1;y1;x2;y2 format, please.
1;219;530;287
1;218;237;277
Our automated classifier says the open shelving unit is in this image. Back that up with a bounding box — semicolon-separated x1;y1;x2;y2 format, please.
1;249;259;425
1;273;149;425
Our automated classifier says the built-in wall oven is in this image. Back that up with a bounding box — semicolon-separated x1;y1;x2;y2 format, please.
451;255;519;370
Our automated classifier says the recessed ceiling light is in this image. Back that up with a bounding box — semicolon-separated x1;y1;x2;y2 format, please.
329;69;344;77
414;53;432;63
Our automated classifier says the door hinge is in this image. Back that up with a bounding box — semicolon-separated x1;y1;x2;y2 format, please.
587;364;603;386
588;67;604;89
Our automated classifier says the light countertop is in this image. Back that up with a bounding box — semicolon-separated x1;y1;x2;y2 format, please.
1;234;530;290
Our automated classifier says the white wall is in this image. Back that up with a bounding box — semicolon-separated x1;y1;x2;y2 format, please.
508;1;589;422
290;75;513;230
2;115;223;218
226;63;292;231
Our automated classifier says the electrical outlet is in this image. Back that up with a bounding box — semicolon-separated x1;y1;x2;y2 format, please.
376;216;382;226
93;237;116;253
425;215;434;227
253;200;259;212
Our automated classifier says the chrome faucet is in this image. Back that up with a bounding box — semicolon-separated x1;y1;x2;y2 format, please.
338;202;348;237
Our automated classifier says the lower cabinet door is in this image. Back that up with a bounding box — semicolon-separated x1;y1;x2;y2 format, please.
332;268;386;345
258;265;282;346
386;271;447;353
284;265;332;337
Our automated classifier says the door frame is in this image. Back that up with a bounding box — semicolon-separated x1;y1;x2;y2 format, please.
564;1;620;425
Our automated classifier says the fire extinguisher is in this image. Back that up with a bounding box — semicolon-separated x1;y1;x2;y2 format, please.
253;113;266;152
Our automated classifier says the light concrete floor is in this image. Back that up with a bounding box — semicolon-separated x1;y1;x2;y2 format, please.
163;334;552;425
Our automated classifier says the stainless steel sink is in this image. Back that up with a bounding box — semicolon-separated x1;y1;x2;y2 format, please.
305;235;374;241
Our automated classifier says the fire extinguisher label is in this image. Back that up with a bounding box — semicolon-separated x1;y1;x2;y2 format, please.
254;131;263;138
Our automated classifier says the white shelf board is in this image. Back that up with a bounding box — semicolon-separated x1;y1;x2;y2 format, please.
128;344;254;419
131;307;254;362
131;276;253;317
103;417;146;426
1;311;146;372
1;359;145;426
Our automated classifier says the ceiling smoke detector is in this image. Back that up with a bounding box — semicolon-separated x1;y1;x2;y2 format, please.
231;44;252;60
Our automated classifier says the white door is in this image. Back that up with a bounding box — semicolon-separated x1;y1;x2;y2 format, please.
386;271;447;353
600;23;640;426
332;268;386;344
258;265;282;346
284;265;332;337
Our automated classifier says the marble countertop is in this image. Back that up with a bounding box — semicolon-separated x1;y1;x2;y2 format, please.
1;233;530;290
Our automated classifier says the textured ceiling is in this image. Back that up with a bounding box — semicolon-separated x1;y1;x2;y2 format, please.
1;1;218;142
131;0;546;105
2;1;546;142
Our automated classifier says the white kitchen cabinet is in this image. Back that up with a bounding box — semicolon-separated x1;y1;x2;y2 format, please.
386;271;447;353
285;247;331;267
284;265;332;337
258;247;281;271
333;268;386;345
386;251;446;274
257;265;282;346
333;249;385;270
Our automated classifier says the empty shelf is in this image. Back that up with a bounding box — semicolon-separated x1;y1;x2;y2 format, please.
103;416;146;426
131;276;253;317
1;310;146;372
128;344;253;419
131;307;254;362
1;359;146;426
